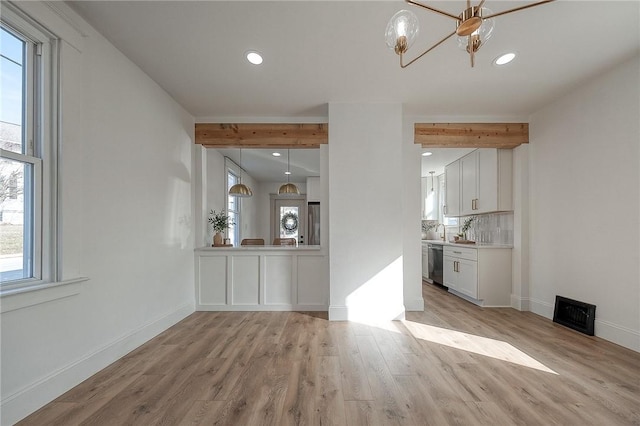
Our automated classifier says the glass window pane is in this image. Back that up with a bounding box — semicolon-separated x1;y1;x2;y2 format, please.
1;27;25;154
279;206;299;239
0;158;33;282
227;211;237;247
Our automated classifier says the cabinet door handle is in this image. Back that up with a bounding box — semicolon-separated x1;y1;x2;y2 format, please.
453;251;462;254
443;205;447;215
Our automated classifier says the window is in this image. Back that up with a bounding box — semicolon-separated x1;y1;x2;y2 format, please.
226;169;240;247
1;8;58;289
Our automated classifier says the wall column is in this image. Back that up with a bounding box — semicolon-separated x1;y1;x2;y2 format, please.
328;103;405;321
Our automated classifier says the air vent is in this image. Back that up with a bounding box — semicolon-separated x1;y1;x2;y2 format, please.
553;296;596;336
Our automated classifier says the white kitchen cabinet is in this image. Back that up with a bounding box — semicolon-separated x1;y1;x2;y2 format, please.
306;176;320;202
443;245;511;306
444;149;513;217
421;242;430;280
460;151;478;216
444;160;460;217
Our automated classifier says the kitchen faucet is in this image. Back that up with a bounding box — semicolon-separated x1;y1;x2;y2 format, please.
437;223;446;241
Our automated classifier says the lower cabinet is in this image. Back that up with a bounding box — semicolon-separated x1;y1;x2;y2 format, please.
421;243;430;280
444;245;511;306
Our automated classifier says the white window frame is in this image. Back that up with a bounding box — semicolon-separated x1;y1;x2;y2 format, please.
225;157;242;247
1;5;59;293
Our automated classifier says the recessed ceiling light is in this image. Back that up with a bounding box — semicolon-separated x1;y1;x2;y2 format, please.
494;52;516;66
285;171;291;175
422;151;433;157
246;51;263;65
272;152;281;157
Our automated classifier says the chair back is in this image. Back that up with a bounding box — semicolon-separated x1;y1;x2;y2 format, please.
273;237;296;246
241;238;265;246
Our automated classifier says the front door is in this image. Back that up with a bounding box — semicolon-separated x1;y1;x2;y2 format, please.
272;198;306;245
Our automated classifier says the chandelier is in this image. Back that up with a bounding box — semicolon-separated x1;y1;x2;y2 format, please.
385;0;555;68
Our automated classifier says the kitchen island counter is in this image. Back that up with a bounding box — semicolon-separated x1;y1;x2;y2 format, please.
421;240;513;249
195;245;328;312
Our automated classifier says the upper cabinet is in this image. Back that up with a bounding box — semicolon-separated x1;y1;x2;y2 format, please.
444;160;461;217
444;149;513;217
306;176;321;202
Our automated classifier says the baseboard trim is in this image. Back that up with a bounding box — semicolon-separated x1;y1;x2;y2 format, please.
529;297;554;319
594;319;640;352
1;303;194;425
404;297;425;312
328;304;406;321
328;305;349;321
529;298;639;352
510;294;530;311
196;304;328;312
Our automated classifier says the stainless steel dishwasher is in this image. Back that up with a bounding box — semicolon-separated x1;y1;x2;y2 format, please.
428;243;444;286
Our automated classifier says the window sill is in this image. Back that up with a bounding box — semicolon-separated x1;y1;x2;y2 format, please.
0;277;88;314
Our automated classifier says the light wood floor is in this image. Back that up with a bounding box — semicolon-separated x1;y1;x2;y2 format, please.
19;283;640;425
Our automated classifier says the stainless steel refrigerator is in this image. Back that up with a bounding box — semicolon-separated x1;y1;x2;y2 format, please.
307;202;320;245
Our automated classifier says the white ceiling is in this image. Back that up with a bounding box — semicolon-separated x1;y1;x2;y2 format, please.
67;0;640;179
217;148;320;183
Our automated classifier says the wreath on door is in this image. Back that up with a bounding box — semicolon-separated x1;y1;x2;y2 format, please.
281;212;299;234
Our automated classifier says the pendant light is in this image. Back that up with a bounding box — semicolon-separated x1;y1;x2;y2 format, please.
278;149;300;195
228;148;253;197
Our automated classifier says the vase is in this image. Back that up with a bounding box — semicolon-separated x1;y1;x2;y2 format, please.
213;232;223;246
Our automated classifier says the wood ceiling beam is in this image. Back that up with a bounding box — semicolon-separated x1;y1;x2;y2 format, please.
414;123;529;148
195;123;328;148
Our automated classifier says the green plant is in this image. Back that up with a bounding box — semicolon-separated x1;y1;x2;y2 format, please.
208;210;234;233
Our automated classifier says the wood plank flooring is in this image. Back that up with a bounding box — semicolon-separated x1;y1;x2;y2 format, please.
18;283;640;425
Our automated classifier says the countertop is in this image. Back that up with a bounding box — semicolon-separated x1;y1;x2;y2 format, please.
196;245;323;252
421;239;513;249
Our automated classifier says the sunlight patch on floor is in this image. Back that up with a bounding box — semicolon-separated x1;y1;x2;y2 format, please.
403;320;558;375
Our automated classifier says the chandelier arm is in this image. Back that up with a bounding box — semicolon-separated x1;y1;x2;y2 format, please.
483;0;555;19
476;0;486;10
405;0;460;21
470;42;475;68
400;30;457;68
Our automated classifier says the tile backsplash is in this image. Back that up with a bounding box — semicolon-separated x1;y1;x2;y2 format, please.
465;212;514;245
421;212;514;245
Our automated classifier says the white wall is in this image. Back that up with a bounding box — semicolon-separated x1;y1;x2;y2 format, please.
0;4;195;424
511;144;530;310
328;103;405;321
204;149;225;244
404;118;425;311
528;55;640;351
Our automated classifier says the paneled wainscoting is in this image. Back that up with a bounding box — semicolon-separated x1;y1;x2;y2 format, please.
18;283;640;425
195;246;328;311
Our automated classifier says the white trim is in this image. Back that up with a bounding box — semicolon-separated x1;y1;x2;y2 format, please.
197;304;327;312
529;297;555;319
594;319;640;352
7;1;85;52
404;297;425;312
328;305;349;321
0;303;194;425
328;304;406;321
529;298;640;352
0;277;87;313
510;294;530;311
